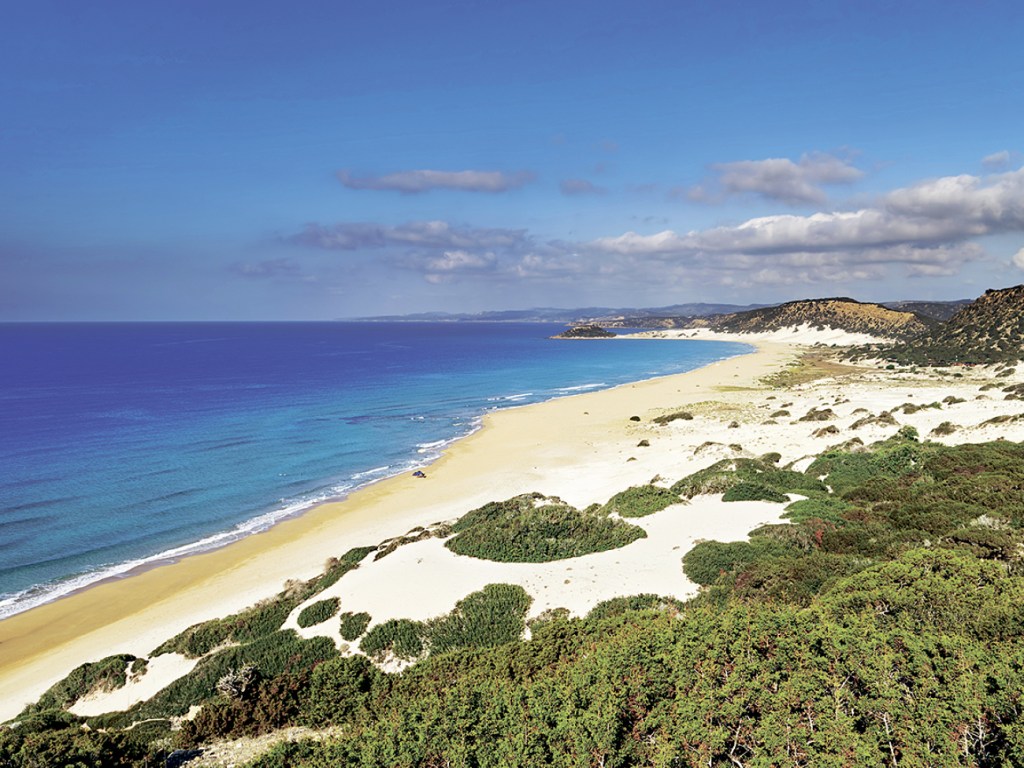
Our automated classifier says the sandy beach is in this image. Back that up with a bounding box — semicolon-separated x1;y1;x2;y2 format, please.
3;333;1024;721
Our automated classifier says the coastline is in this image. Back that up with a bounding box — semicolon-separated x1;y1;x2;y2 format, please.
0;339;787;719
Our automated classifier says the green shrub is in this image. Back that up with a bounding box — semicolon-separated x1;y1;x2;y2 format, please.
425;584;532;654
599;484;679;517
360;619;426;661
25;654;136;713
783;496;851;525
672;458;825;500
128;631;336;720
930;421;958;436
446;493;645;562
304;655;387;727
586;594;683;621
153;546;375;658
297;598;340;628
339;611;372;641
721;481;788;503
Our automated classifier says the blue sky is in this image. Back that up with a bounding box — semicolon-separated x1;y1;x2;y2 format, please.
3;0;1023;319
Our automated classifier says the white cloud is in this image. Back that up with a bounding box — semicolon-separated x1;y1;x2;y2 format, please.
1013;247;1024;270
983;150;1012;169
290;221;527;251
336;169;535;193
691;152;863;205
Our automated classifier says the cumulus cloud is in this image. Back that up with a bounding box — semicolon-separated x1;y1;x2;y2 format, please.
289;166;1024;293
421;250;498;283
1013;247;1024;270
289;220;528;251
559;178;607;196
336;168;535;193
690;152;863;205
592;168;1024;283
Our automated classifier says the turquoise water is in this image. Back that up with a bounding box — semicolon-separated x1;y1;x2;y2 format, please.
0;322;750;617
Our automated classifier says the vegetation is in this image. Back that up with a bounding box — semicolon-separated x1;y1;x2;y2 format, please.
671;456;826;499
16;654;137;717
296;598;340;628
15;434;1024;767
358;619;425;661
445;493;645;562
360;584;531;661
339;611;372;641
599;484;679;517
848;284;1024;365
152;546;375;658
652;409;693;424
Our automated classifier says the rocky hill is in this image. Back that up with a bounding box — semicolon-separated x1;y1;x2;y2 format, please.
688;298;932;341
882;299;972;322
551;324;616;339
872;284;1024;365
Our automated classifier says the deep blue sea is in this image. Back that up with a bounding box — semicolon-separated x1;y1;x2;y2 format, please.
0;322;749;618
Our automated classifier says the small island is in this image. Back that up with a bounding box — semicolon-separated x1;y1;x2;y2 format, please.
551;324;616;339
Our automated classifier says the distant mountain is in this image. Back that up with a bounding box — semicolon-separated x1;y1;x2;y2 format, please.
874;285;1024;365
350;303;770;324
881;299;972;322
685;297;932;341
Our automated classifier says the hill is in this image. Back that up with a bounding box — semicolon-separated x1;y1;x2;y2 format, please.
867;284;1024;365
881;299;971;322
688;297;932;341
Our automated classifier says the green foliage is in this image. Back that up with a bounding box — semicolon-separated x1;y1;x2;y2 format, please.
682;538;793;586
586;593;683;621
424;584;531;654
783;495;852;524
175;670;311;748
153;546;374;658
599;484;679;517
0;708;149;767
338;611;372;641
20;438;1024;766
304;655;388;727
721;481;788;502
23;653;136;714
359;585;532;662
672;457;826;499
296;598;339;628
446;493;645;562
930;420;958;436
359;619;426;661
127;631;337;721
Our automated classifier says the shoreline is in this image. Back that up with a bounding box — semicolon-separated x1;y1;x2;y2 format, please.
0;338;750;623
0;339;785;718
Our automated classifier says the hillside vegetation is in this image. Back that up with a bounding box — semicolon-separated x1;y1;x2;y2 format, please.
9;433;1024;766
689;297;932;340
855;284;1024;365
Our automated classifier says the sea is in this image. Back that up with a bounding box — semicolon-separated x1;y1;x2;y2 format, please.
0;322;750;619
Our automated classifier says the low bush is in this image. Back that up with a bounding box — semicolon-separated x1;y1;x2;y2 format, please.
24;653;137;714
446;493;645;562
600;484;679;517
425;584;532;654
360;619;426;661
339;611;372;641
297;598;340;628
721;481;788;503
652;410;693;425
